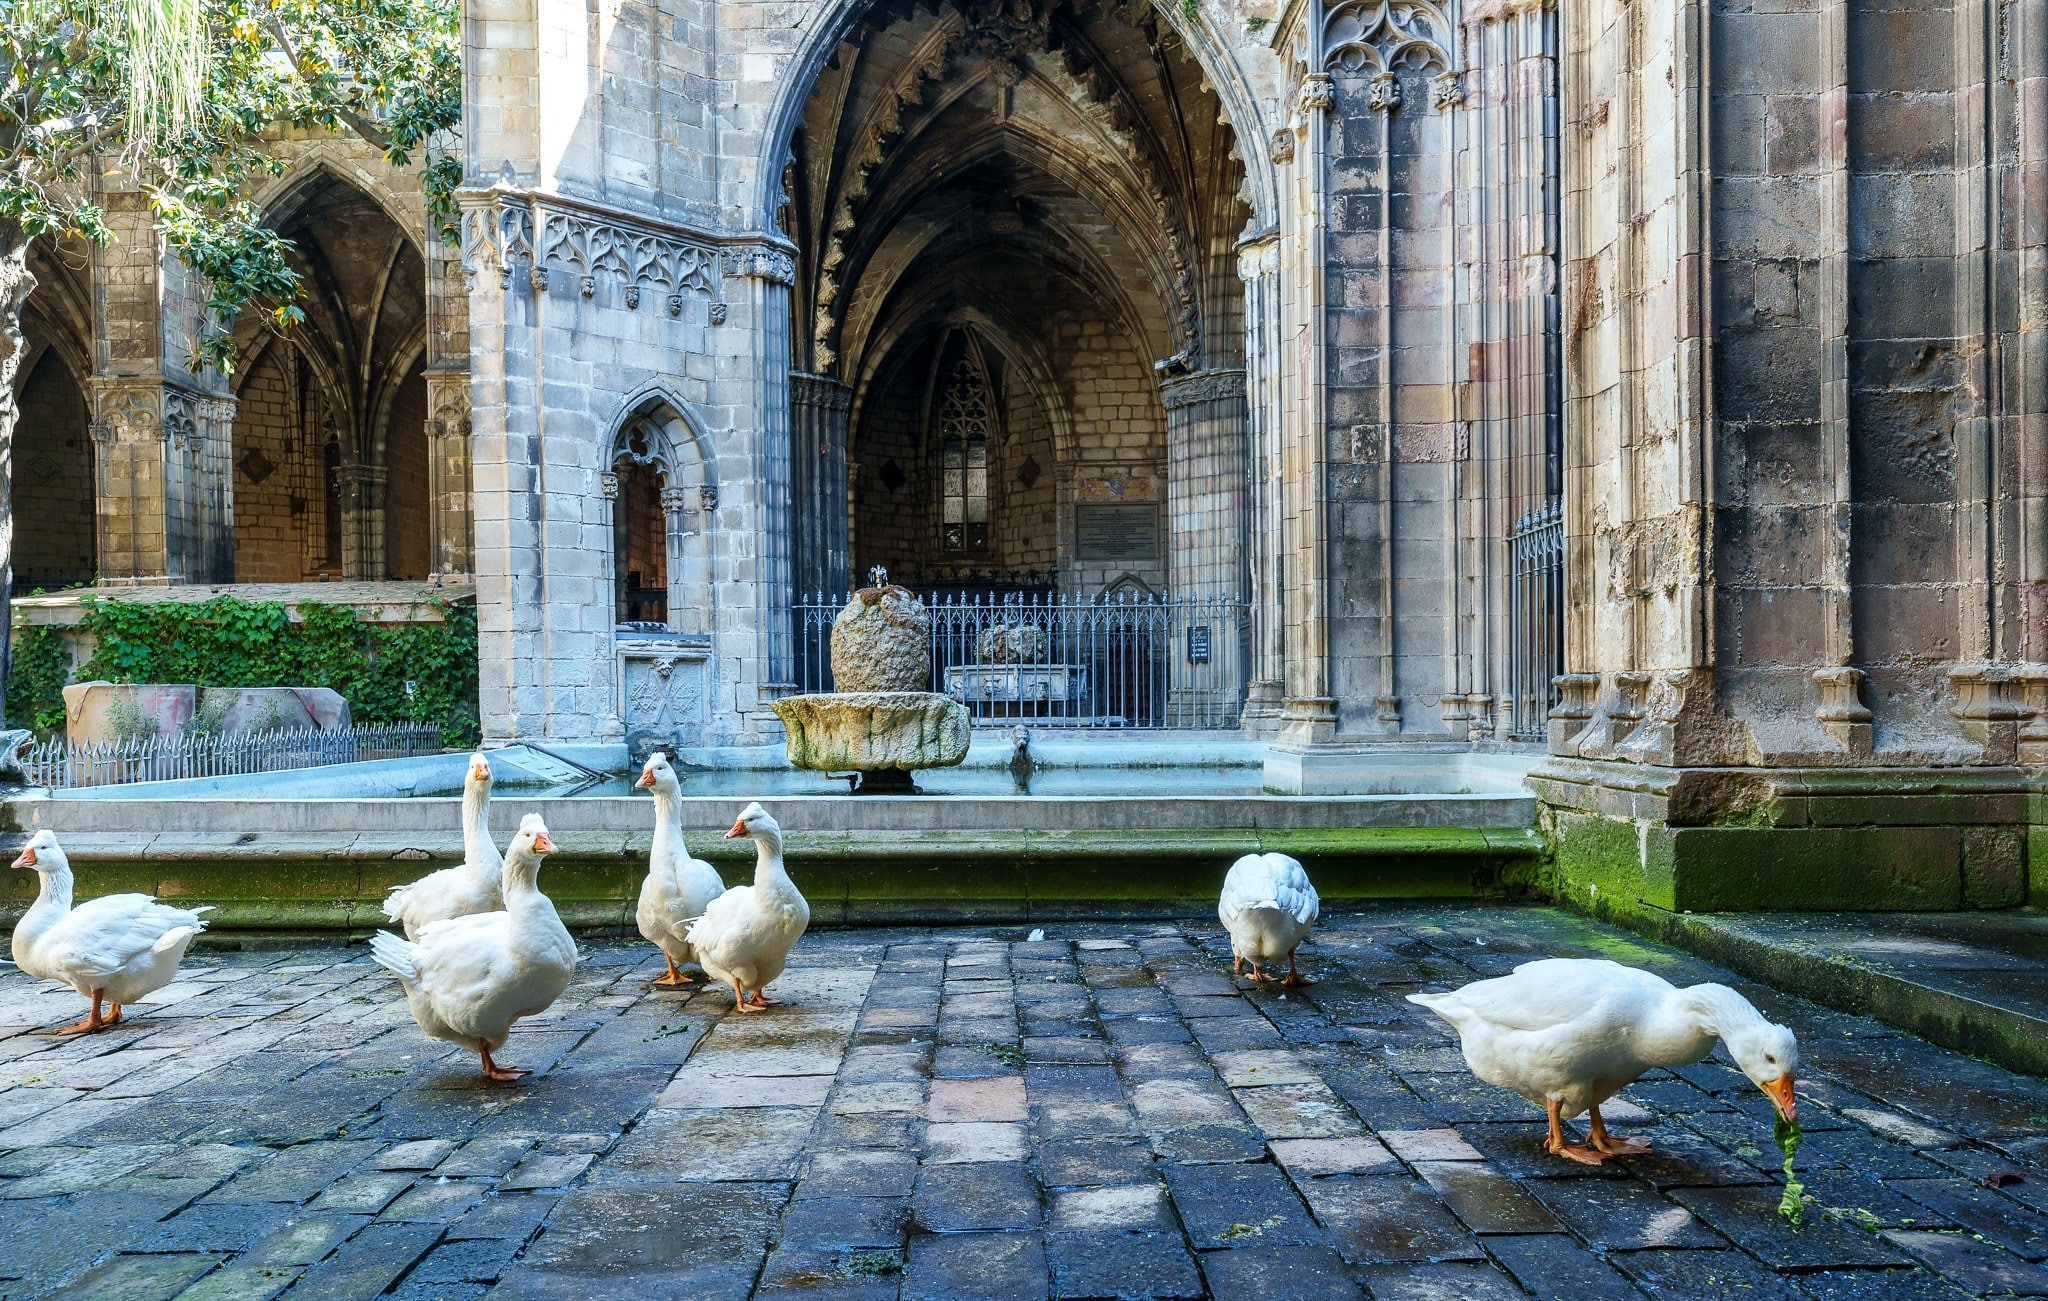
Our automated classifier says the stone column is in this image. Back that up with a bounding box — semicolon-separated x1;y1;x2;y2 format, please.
1238;236;1286;736
89;381;231;585
336;463;388;579
460;181;543;742
86;160;234;586
789;372;852;600
733;249;799;702
1162;367;1249;726
424;369;475;579
1161;369;1248;601
1274;75;1340;752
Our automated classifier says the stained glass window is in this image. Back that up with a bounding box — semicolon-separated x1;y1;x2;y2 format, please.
938;354;992;551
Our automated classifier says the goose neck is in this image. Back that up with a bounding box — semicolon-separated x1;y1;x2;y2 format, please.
461;786;501;872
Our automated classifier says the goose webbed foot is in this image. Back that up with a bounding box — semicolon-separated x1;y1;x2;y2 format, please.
652;956;694;987
1546;1096;1609;1166
54;991;112;1035
746;991;782;1008
1588;1106;1651;1156
1281;952;1314;987
478;1044;530;1082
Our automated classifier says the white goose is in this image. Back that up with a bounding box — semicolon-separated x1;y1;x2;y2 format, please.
371;813;578;1080
1409;958;1800;1165
634;751;726;986
1218;852;1319;985
383;752;503;940
687;803;808;1012
8;829;211;1034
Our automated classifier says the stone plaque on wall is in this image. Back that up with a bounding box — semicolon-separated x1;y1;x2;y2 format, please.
619;642;709;762
1076;504;1160;561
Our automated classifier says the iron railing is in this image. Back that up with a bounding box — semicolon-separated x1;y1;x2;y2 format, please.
21;723;444;789
795;589;1249;729
1508;499;1565;740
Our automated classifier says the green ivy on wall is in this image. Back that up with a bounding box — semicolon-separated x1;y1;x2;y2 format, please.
7;624;74;735
6;596;481;746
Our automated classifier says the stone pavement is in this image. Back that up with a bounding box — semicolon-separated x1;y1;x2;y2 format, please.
2;906;2047;1300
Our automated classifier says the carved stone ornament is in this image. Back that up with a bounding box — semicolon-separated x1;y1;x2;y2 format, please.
1270;128;1296;165
660;486;691;516
1159;369;1248;411
1431;72;1465;109
699;485;720;512
1368;72;1401;112
458;187;536;291
1949;664;2030;765
535;205;720;310
1813;665;1873;758
600;473;620;501
727;247;797;285
1322;0;1457;75
1297;76;1336;115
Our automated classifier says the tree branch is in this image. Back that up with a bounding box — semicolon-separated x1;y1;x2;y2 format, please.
260;14;393;152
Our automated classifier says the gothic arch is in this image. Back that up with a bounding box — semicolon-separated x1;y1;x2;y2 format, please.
603;394;719;637
752;0;1280;234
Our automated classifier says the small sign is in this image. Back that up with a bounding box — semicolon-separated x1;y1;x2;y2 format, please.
1076;504;1160;561
1187;625;1211;664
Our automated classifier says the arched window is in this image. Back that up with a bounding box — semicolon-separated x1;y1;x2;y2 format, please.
937;354;992;552
605;408;716;637
611;423;671;627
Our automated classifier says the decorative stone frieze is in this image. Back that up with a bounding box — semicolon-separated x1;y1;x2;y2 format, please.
1158;369;1247;410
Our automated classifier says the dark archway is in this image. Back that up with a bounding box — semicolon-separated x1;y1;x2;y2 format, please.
13;349;95;590
231;169;428;581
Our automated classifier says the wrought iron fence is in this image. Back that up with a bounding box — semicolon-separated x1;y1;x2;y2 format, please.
20;723;445;789
796;589;1249;729
1508;499;1565;741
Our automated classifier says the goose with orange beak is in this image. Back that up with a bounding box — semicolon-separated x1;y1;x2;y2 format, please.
684;803;809;1012
633;752;726;986
8;830;212;1034
372;814;579;1080
383;753;503;940
1410;958;1799;1166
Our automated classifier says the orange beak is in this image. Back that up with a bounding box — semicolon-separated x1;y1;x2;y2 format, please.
10;847;35;869
725;819;747;839
471;761;492;781
532;832;556;854
635;770;656;789
1762;1074;1797;1123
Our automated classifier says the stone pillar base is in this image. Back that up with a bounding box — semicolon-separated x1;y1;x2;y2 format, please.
1532;756;2038;915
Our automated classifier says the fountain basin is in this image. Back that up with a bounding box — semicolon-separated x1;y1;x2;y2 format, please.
772;691;970;778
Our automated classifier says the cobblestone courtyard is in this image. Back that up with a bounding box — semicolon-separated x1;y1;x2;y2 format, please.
2;906;2046;1300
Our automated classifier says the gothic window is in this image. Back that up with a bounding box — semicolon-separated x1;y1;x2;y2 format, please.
937;355;992;552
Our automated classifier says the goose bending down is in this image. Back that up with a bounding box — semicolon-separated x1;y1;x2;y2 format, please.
8;830;211;1034
634;752;726;986
371;814;579;1081
1408;958;1799;1166
1218;852;1319;986
383;753;503;940
687;803;808;1012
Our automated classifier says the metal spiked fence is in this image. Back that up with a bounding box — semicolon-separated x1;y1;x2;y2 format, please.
19;724;444;789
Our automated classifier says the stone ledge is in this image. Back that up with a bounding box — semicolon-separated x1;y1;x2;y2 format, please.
1574;900;2048;1080
0;826;1547;934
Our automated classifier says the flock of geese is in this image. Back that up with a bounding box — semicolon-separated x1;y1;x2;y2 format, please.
2;751;1800;1166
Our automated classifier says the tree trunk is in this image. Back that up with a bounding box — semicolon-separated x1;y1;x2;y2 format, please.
0;226;35;728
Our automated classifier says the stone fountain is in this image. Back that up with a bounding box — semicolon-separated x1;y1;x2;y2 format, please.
772;569;970;793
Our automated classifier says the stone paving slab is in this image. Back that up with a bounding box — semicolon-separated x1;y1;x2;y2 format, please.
2;903;2047;1298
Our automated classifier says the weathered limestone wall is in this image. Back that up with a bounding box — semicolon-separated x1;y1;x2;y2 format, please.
1538;0;2048;911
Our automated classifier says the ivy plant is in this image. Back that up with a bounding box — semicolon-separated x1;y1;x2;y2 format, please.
11;595;481;745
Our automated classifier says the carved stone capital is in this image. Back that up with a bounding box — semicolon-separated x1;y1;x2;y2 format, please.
1159;369;1247;411
1546;673;1600;755
1813;666;1874;758
600;472;620;501
790;372;854;414
1950;665;2029;765
1297;75;1335;116
727;246;797;285
659;486;691;515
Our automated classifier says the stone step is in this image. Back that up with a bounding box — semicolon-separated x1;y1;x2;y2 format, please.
1601;906;2048;1080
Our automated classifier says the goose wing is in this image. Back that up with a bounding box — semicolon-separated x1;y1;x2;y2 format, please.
1420;959;1671;1034
42;896;211;985
1219;854;1319;926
